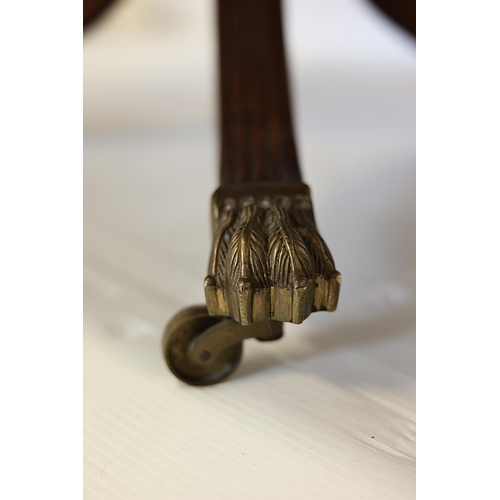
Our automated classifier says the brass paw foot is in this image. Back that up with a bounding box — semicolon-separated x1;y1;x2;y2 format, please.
204;182;341;325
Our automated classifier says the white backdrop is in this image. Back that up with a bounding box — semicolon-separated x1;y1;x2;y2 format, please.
84;1;415;498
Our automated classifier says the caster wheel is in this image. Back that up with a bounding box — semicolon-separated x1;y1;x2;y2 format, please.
162;305;243;386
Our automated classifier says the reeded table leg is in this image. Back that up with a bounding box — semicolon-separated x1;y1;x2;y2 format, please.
164;0;340;385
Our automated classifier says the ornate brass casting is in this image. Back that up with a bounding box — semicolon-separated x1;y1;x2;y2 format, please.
204;182;341;325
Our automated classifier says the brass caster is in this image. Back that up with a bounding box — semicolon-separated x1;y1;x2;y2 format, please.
163;305;283;386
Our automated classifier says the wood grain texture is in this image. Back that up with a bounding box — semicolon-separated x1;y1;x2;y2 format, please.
218;0;302;184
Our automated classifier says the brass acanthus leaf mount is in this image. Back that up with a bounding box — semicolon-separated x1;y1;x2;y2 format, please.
204;182;341;325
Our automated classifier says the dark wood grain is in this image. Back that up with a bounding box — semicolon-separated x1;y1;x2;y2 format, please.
218;0;302;185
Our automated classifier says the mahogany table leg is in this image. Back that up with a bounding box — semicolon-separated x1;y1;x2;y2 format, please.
164;0;341;385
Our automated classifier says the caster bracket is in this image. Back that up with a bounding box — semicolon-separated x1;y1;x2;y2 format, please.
189;318;283;366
